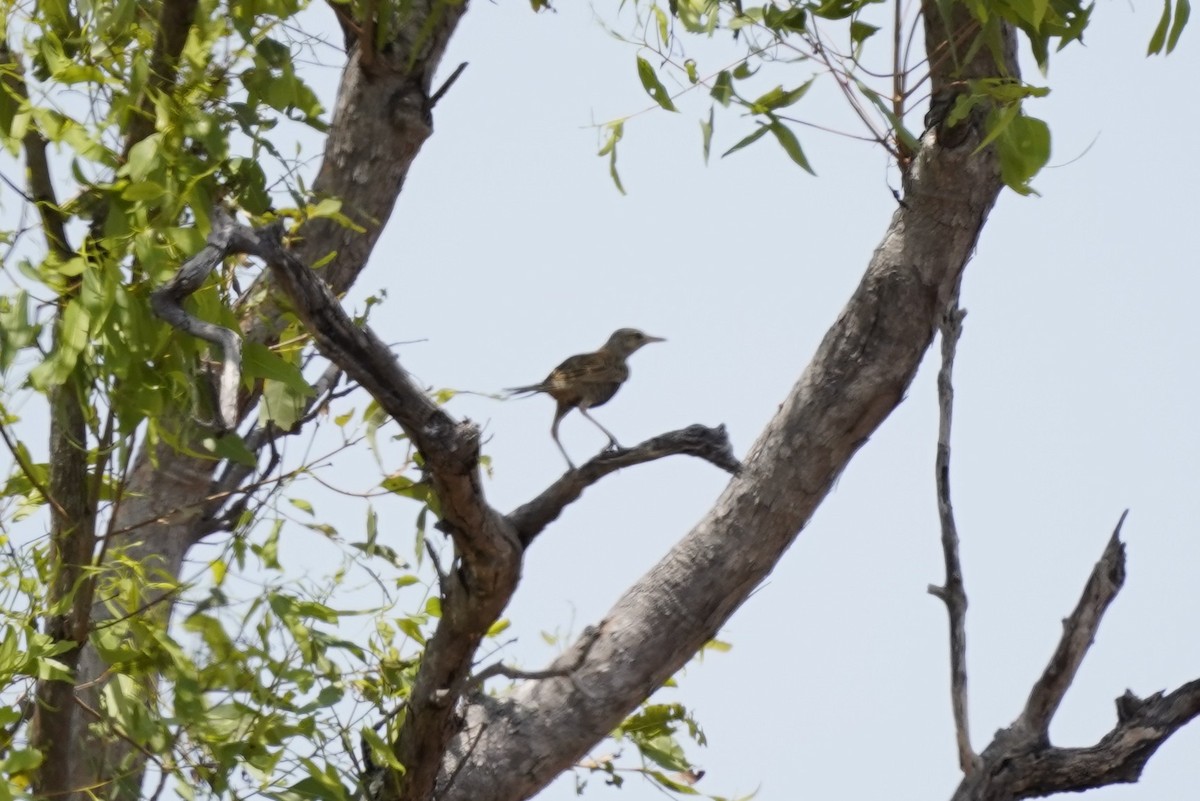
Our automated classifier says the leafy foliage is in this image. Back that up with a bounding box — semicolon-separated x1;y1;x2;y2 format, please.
593;0;1174;194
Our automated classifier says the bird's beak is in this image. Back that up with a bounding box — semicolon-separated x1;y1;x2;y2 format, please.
644;335;666;343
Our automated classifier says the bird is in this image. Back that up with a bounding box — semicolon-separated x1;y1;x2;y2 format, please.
507;328;665;470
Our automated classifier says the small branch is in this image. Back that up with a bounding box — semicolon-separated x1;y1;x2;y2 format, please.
1018;511;1128;737
468;625;600;690
196;362;345;538
926;303;977;774
429;62;468;110
150;211;245;430
424;540;448;588
470;663;571;686
507;424;742;547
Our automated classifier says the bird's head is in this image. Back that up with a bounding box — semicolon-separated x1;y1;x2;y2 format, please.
604;328;666;358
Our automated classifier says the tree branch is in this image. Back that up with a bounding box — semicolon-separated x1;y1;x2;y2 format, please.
944;513;1200;801
150;212;246;430
195;217;518;801
1018;511;1128;737
1002;679;1200;799
927;303;977;774
508;424;741;546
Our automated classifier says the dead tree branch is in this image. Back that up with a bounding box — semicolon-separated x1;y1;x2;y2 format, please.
944;512;1200;801
927;303;977;774
508;424;741;546
1019;512;1128;737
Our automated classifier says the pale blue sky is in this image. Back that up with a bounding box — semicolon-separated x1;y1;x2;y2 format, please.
3;2;1198;800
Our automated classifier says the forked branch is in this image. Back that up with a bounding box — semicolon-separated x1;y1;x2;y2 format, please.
947;512;1200;801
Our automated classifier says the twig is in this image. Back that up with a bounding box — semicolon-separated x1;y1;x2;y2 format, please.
469;625;600;689
425;540;448;588
1018;511;1128;736
926;303;977;774
430;62;468;110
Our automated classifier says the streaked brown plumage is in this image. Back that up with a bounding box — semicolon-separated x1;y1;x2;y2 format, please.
507;328;665;469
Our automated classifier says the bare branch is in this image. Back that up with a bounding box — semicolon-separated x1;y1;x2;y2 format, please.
939;513;1200;801
927;303;977;774
150;212;245;430
1004;679;1200;798
508;424;741;546
430;62;468;109
1018;511;1128;737
469;626;600;690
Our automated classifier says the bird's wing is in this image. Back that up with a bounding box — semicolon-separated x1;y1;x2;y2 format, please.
547;353;625;385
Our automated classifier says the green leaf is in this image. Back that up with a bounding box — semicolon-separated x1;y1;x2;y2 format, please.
597;121;626;194
721;123;770;158
768;120;816;174
360;726;404;771
850;20;880;50
996;112;1051;194
290;497;315;516
1168;0;1190;52
654;5;670;45
0;748;43;773
261;377;308;430
636;56;678;112
749;78;815;113
205;433;258;467
684;59;699;84
242;341;313;397
29;299;90;389
763;4;807;31
1149;0;1172;53
710;70;734;107
396;616;426;645
121;181;167;201
121;134;161;181
700;107;714;165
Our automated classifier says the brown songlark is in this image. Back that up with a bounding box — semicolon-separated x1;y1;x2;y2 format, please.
507;328;665;469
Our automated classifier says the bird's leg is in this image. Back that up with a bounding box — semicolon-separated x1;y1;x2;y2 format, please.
579;408;621;452
551;407;576;471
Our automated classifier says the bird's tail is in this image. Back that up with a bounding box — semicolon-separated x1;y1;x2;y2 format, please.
504;384;545;397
